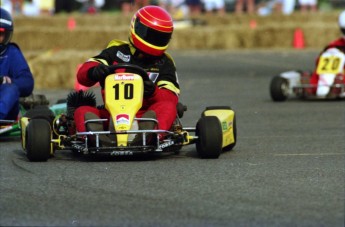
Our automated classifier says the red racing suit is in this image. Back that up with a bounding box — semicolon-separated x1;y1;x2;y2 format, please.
74;39;180;133
310;37;345;93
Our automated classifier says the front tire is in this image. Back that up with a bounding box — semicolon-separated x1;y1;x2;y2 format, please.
196;116;222;159
270;76;289;102
26;119;52;162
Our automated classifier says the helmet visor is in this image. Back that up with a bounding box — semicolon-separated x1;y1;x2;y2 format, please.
134;17;172;47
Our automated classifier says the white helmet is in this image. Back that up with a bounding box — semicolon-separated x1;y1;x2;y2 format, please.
339;10;345;35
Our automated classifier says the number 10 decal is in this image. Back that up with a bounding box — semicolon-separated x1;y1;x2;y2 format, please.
113;83;134;100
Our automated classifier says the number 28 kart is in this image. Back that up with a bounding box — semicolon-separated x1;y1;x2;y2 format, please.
270;48;345;101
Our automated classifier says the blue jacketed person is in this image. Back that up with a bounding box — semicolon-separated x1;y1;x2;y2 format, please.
0;7;34;120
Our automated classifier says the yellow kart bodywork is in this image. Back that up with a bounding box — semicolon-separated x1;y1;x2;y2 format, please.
105;73;143;146
20;117;29;150
203;108;236;149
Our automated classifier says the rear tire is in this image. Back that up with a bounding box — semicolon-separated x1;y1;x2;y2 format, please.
196;116;222;159
26;119;52;162
270;76;289;102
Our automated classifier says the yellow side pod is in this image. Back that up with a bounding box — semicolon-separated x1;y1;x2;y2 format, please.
20;117;30;150
203;109;236;148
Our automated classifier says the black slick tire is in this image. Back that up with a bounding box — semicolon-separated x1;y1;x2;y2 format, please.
26;119;52;162
196;116;222;159
270;75;289;102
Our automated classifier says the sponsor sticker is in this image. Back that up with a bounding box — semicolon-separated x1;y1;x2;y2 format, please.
148;72;159;82
159;141;174;149
116;51;130;62
222;122;227;131
111;151;133;156
114;74;135;80
116;114;130;125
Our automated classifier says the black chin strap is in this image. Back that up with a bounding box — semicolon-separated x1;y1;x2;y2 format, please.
0;45;7;55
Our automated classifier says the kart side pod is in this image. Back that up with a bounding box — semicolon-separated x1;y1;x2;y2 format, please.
20;117;29;150
202;106;236;149
196;106;237;159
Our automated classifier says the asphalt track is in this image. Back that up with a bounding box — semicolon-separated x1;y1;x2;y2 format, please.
1;50;344;226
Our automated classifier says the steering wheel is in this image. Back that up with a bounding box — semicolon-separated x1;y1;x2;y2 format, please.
108;63;149;81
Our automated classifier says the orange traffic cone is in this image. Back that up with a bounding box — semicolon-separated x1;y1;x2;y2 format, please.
293;28;305;49
249;20;257;29
67;16;76;31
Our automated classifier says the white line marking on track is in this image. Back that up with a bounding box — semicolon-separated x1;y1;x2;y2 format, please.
273;153;345;156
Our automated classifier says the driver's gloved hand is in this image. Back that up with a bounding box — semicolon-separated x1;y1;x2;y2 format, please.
88;64;111;82
144;80;156;97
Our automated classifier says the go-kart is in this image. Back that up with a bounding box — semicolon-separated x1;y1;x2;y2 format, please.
270;48;345;101
20;63;237;161
0;94;59;138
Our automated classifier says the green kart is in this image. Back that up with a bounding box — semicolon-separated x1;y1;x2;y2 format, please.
0;94;66;139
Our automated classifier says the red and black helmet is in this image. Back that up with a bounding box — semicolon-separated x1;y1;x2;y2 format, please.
129;6;174;57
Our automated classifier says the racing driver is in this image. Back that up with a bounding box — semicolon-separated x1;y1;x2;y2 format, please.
309;10;345;97
74;5;180;145
0;7;34;120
